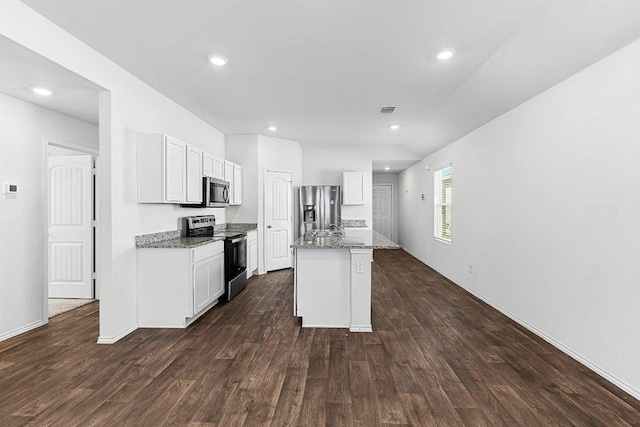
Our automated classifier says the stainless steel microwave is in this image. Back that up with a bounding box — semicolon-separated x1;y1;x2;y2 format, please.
182;177;229;208
204;177;230;207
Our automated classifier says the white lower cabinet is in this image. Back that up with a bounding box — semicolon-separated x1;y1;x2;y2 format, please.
193;251;225;314
246;230;258;279
138;240;225;328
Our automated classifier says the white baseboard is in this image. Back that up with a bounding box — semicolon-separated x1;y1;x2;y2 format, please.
350;325;373;333
0;320;44;342
97;323;138;344
401;246;640;402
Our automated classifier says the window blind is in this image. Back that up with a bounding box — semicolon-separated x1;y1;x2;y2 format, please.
434;166;452;242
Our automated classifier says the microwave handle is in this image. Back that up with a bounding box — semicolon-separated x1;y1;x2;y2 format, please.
223;186;229;203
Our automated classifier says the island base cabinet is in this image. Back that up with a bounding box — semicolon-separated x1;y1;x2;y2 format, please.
138;241;224;328
295;248;372;331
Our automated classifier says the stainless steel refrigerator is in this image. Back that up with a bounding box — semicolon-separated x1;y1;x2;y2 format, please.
299;186;341;236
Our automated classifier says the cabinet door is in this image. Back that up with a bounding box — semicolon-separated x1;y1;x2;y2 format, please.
186;145;203;203
203;152;215;178
232;164;242;205
212;157;225;180
224;161;234;203
248;239;258;276
342;171;365;205
164;136;187;202
193;252;225;314
193;257;212;314
203;153;225;180
210;252;225;300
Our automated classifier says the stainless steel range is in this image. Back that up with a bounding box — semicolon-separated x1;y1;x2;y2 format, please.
185;215;247;302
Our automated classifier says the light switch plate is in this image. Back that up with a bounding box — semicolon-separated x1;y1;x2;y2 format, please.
2;182;18;194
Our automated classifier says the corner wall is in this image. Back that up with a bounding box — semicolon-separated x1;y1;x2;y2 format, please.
1;1;226;343
372;173;399;242
0;92;98;341
225;134;302;274
398;37;640;397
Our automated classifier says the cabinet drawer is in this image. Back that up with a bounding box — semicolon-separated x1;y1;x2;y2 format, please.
247;230;257;242
193;240;224;263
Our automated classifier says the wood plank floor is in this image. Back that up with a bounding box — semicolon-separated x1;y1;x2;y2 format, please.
1;249;639;426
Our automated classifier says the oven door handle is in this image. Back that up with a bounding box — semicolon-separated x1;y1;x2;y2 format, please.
230;237;246;244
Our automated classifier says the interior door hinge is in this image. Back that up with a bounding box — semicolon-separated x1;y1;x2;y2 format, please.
92;220;99;227
92;168;97;175
92;272;97;280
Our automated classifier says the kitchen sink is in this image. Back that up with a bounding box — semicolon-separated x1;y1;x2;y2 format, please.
306;230;344;238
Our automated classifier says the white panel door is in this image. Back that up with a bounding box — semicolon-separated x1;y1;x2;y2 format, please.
372;184;393;240
48;155;94;299
265;171;293;271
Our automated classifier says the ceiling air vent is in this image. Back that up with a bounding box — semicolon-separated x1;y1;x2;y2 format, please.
377;106;397;115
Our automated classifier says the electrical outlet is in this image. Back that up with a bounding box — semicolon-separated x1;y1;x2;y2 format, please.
469;264;473;273
356;260;364;273
157;221;163;230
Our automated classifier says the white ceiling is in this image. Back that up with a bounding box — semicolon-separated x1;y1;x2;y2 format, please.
13;0;640;164
0;36;101;124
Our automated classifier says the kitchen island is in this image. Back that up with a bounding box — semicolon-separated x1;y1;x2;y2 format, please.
291;230;399;332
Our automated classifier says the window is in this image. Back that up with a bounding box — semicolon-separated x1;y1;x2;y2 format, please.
434;165;452;243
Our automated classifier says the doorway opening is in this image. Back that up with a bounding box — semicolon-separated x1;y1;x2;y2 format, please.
372;184;393;241
264;169;293;272
45;138;99;319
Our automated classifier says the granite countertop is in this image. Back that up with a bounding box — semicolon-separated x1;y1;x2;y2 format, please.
135;222;256;249
340;219;368;228
137;236;225;249
216;223;257;232
291;230;400;250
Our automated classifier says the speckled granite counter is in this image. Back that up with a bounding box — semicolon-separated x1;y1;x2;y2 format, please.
137;236;225;249
340;219;368;228
215;223;257;232
135;222;256;249
291;230;400;249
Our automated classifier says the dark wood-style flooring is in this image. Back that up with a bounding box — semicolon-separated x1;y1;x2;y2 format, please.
1;249;639;426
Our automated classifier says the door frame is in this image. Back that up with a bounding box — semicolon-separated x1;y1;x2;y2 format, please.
262;168;293;274
43;137;99;323
372;183;394;241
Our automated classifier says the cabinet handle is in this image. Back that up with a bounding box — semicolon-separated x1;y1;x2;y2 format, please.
267;225;272;228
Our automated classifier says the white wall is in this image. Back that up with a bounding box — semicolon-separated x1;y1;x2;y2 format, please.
225;134;302;274
0;92;98;341
372;173;399;242
398;38;640;397
302;148;373;227
225;135;259;224
1;1;226;343
302;148;417;230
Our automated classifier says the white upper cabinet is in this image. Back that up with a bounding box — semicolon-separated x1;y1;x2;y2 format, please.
342;171;366;205
232;163;242;205
137;133;202;204
203;152;225;180
164;136;187;202
224;160;243;205
186;145;203;203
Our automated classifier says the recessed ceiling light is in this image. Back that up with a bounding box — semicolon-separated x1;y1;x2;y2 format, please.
435;48;456;60
32;87;52;96
267;126;277;131
390;125;400;130
207;54;228;66
384;167;391;171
